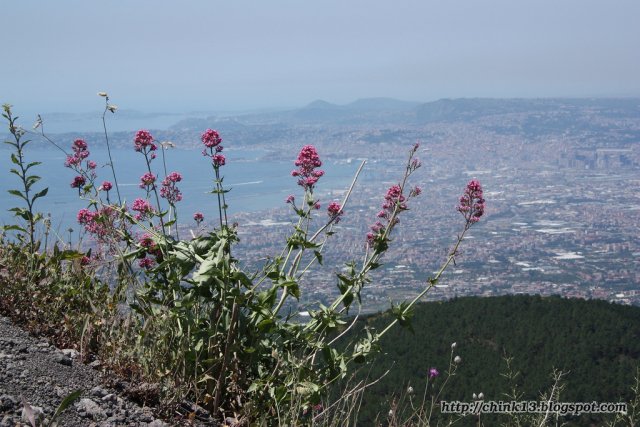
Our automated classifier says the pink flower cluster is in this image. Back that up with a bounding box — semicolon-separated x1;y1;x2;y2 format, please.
160;171;183;204
201;129;222;148
100;181;113;192
201;129;226;167
131;198;154;221
65;139;96;191
327;201;343;223
139;172;156;190
76;206;118;241
64;139;90;167
70;175;86;189
134;130;157;153
291;145;324;191
138;257;155;270
367;184;412;247
457;180;485;224
137;233;162;269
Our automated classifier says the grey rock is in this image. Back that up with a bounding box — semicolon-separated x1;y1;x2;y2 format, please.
54;353;72;366
148;419;170;427
0;394;18;411
101;393;117;403
91;386;108;397
76;398;106;421
61;348;79;358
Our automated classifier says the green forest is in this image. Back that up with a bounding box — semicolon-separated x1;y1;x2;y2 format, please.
340;294;640;426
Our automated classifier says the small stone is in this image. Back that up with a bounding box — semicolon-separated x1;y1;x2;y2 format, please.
148;419;169;427
76;398;106;421
0;395;18;411
90;386;108;398
102;394;117;403
88;360;101;369
54;353;72;366
61;348;79;358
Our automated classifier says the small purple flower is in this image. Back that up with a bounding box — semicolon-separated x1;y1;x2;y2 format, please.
429;367;439;379
285;194;295;204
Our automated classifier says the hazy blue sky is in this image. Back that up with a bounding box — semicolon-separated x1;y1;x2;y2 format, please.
3;0;639;113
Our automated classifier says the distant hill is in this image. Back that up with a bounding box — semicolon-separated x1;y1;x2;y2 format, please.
340;295;640;426
414;97;640;123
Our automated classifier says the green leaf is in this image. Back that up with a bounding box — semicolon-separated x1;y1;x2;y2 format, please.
51;389;83;423
313;250;323;265
2;224;26;233
10;153;19;165
31;187;48;202
7;189;28;202
25;161;42;170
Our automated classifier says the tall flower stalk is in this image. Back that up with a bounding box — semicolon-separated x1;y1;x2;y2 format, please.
98;92;122;205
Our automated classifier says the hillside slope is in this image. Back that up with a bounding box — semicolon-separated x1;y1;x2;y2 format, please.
344;295;640;425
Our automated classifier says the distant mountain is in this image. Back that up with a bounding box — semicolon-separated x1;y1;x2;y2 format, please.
414;97;640;123
342;295;640;426
346;97;420;111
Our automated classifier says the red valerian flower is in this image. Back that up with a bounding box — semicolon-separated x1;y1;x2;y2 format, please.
457;179;485;224
292;145;324;191
327;201;343;223
134;130;157;152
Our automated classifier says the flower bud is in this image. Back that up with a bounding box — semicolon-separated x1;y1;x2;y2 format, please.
478;392;484;400
454;355;462;364
98;92;108;97
451;342;457;349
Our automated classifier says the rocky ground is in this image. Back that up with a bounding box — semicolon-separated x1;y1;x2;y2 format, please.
0;316;215;426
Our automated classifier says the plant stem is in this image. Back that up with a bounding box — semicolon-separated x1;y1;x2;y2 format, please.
101;101;122;205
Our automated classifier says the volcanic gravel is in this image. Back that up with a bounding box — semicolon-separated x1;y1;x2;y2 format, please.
0;316;177;426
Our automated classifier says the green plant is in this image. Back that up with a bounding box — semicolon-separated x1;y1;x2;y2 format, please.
2;104;48;254
3;97;486;425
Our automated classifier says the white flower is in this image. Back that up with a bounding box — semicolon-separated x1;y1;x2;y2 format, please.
407;386;414;394
478;392;484;400
454;355;462;364
473;393;477;399
107;104;118;113
451;342;457;349
160;141;176;149
98;92;108;97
